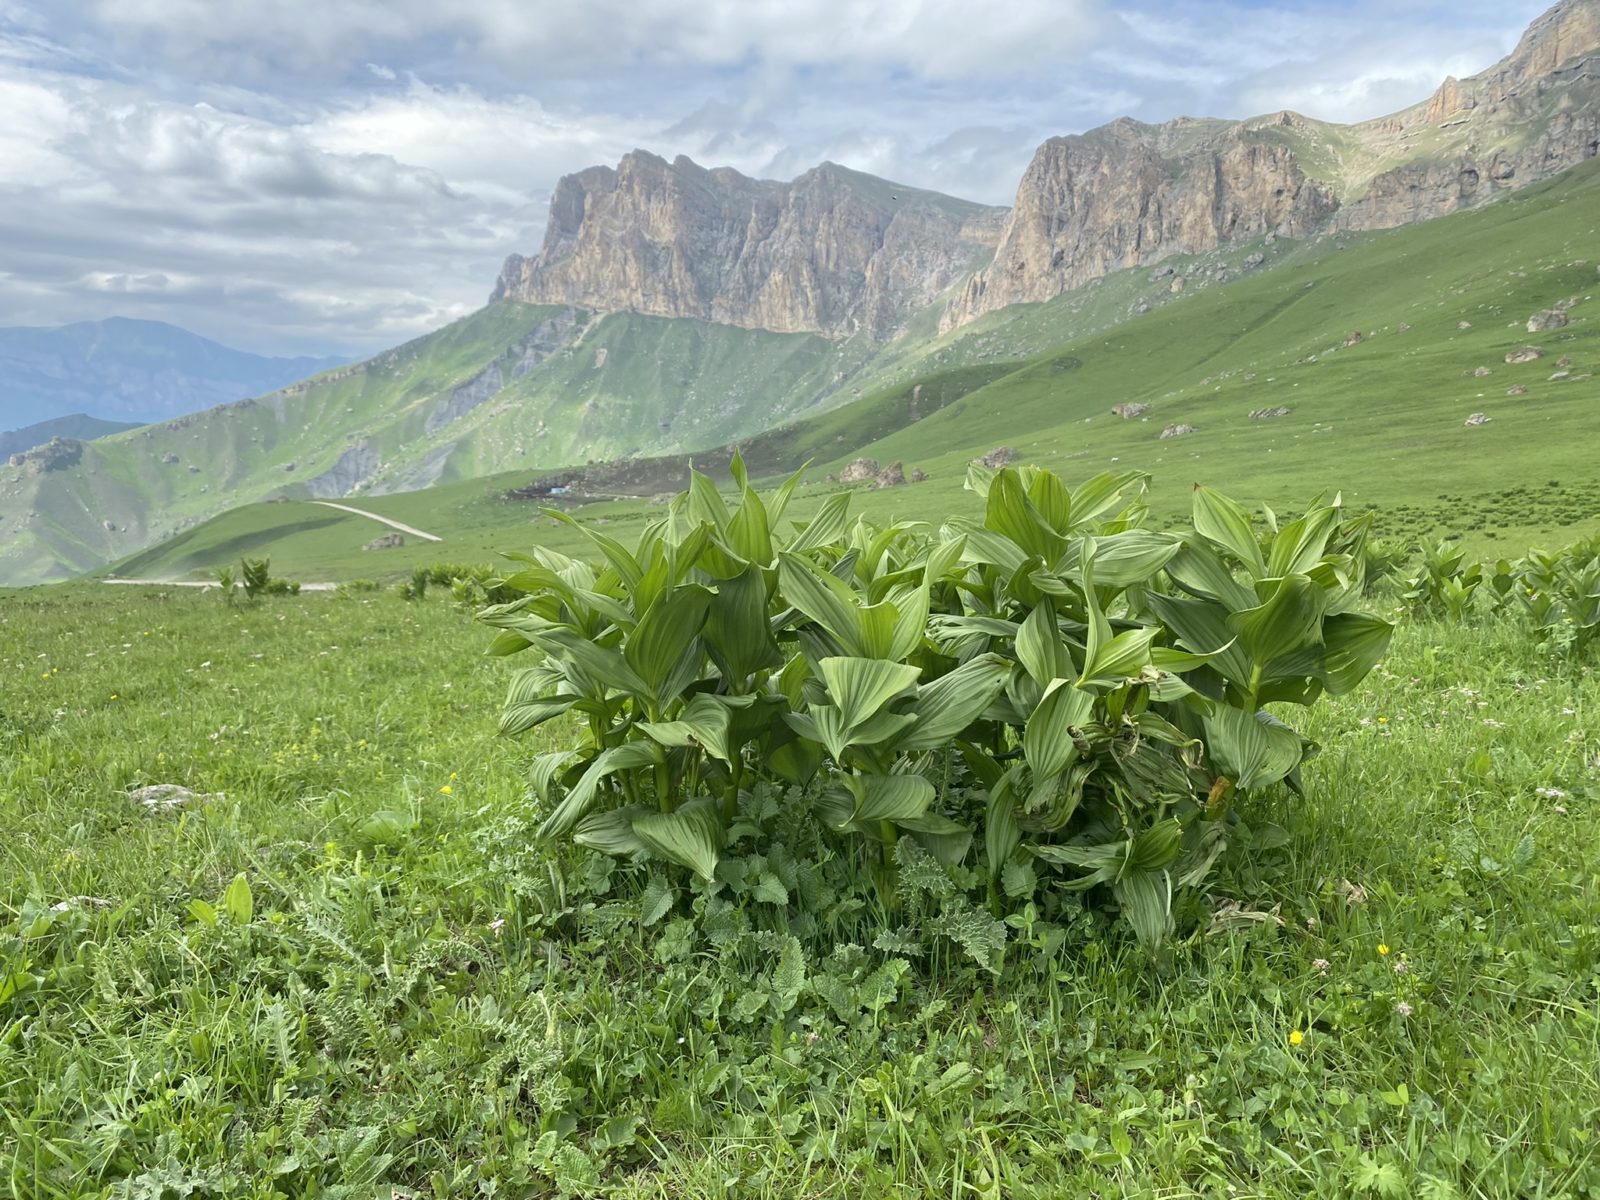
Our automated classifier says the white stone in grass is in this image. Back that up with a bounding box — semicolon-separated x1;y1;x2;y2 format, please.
127;784;221;813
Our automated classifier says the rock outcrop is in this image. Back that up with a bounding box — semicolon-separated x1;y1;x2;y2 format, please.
494;153;1004;339
945;0;1598;327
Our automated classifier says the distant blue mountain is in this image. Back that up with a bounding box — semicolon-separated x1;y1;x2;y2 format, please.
0;317;346;431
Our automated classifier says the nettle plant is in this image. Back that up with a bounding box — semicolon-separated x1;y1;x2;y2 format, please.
483;457;1393;947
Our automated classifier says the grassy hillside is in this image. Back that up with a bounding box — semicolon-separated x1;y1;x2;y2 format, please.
116;158;1600;584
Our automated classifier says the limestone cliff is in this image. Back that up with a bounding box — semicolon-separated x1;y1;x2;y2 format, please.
494;153;1004;339
947;0;1598;325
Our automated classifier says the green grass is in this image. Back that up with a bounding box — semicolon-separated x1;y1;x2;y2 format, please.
3;582;1598;1197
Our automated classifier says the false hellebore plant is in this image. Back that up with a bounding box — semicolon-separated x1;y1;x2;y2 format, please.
481;456;1392;946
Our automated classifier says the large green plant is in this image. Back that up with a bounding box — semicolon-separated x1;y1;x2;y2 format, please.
485;459;1394;945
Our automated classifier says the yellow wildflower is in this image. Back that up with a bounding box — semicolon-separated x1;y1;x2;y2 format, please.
439;784;453;795
1378;943;1390;956
1289;1030;1304;1047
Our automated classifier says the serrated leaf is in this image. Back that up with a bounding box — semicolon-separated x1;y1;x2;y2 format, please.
639;875;675;925
771;936;805;1014
753;873;789;906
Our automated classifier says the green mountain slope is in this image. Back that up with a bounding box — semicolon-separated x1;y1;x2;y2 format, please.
114;159;1599;584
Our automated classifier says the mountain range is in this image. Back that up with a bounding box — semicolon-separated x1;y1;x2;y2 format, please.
0;317;345;432
1;0;1596;586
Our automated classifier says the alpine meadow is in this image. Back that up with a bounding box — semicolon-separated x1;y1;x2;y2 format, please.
3;2;1599;1198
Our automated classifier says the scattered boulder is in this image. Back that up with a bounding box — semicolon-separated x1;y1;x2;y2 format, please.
977;446;1021;469
1170;276;1186;294
911;469;927;483
128;784;220;814
1397;323;1411;333
1150;264;1175;280
1464;412;1492;427
1549;370;1572;381
8;437;83;473
592;347;608;369
1343;331;1364;347
1243;252;1265;269
1474;366;1493;377
1111;403;1152;419
1159;423;1198;440
160;452;179;465
1250;406;1292;420
839;457;880;484
825;473;837;484
1505;346;1544;364
1507;384;1528;396
364;531;405;550
876;461;906;488
1557;355;1572;369
1527;309;1569;333
283;461;297;472
1457;320;1473;330
187;465;201;473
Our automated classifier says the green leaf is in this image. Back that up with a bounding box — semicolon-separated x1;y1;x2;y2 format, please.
702;565;781;683
686;470;730;532
842;773;935;825
640;875;675;925
816;656;921;732
530;749;584;802
986;470;1068;564
573;806;649;857
900;654;1011;752
726;486;774;565
785;493;852;554
1146;592;1254;687
1270;611;1395;696
638;692;745;762
625;585;712;708
779;551;864;654
1203;705;1304;790
897;813;974;866
1016;599;1073;688
540;742;659;838
1113;869;1172;946
985;769;1022;880
222;873;253;925
1192;485;1265;577
1073;529;1181;586
1024;680;1097;780
631;797;724;882
1165;538;1259;611
500;695;578;736
1266;504;1340;577
771;936;806;1013
1129;819;1183;871
529;628;649;697
1227;574;1327;664
753;873;789;906
1067;470;1147;532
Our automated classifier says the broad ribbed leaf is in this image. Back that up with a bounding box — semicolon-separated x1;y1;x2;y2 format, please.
1203;704;1303;789
816;657;921;731
779;551;863;653
726;487;774;565
1192;486;1265;577
530;628;649;697
1016;600;1072;688
786;493;852;554
625;586;712;708
686;470;730;533
573;806;649;857
985;768;1022;879
500;696;579;736
898;813;973;866
1113;869;1173;946
631;797;724;882
1026;468;1072;534
1269;611;1395;696
1227;574;1326;664
1129;819;1183;871
1073;529;1182;586
637;693;742;762
987;470;1067;564
530;749;584;802
951;523;1030;574
539;741;659;838
1146;593;1254;688
844;773;936;824
1166;538;1259;612
1068;470;1146;532
889;585;929;660
1266;505;1339;578
1081;625;1160;688
899;654;1010;752
704;565;781;683
1024;679;1097;780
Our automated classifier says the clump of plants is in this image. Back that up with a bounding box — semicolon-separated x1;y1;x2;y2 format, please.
483;457;1393;948
1514;534;1600;656
217;556;299;602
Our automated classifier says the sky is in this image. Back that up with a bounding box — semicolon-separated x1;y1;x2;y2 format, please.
0;0;1553;358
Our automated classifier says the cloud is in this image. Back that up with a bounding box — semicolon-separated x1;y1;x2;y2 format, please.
0;0;1556;358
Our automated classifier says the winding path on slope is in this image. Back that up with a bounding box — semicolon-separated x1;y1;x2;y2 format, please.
310;500;443;543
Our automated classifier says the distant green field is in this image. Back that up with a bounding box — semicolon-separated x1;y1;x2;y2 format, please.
113;160;1600;585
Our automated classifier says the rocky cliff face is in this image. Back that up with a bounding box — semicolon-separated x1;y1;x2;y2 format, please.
494;152;1004;339
947;0;1598;325
944;118;1340;326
